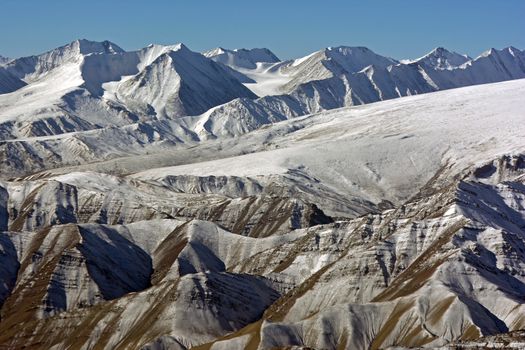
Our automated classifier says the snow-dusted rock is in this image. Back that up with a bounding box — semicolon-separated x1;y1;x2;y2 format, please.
204;47;280;69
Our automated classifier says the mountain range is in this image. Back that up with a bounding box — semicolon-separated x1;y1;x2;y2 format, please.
0;40;524;179
0;39;525;349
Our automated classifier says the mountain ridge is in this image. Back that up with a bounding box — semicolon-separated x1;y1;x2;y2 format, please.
203;47;280;69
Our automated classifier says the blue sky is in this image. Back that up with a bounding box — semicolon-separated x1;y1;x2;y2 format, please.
1;0;524;60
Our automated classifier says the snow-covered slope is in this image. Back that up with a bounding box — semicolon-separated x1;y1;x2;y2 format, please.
133;79;525;215
3;80;523;215
204;47;289;97
3;39;123;82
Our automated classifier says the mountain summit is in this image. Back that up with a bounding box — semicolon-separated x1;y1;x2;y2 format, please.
68;38;125;55
204;47;280;69
413;46;471;69
116;44;257;118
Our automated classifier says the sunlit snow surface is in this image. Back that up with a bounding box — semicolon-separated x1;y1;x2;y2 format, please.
237;62;293;97
134;79;525;206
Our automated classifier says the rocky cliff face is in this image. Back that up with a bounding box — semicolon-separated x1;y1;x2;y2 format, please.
193;155;525;349
1;154;525;349
5;172;332;238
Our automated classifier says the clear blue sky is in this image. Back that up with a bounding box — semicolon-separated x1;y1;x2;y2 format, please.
1;0;524;60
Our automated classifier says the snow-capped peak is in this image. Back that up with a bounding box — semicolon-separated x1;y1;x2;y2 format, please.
505;46;525;56
0;39;127;87
171;43;189;52
204;47;280;69
320;45;398;73
479;47;500;58
233;48;280;62
204;47;227;57
115;43;257;118
289;45;397;74
507;46;520;57
479;46;524;59
68;39;125;55
412;47;471;70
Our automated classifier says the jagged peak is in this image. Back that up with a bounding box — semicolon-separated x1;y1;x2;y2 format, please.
171;42;189;52
321;46;398;64
142;43;188;54
506;46;522;52
479;47;500;58
4;39;125;66
202;47;227;57
478;46;524;60
146;43;194;62
164;44;202;62
422;46;469;59
503;46;523;57
131;43;195;71
410;46;471;69
298;45;398;74
232;47;280;61
136;44;213;74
